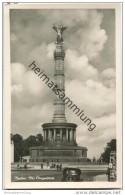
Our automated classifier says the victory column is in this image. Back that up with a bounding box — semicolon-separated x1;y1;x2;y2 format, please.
30;24;87;162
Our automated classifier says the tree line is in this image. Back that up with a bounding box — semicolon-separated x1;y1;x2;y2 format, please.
100;139;116;163
11;133;43;162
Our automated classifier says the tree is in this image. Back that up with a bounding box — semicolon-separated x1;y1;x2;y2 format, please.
36;134;43;143
13;134;23;143
22;135;37;157
22;134;43;156
101;139;116;163
12;133;43;161
13;134;23;162
11;133;13;142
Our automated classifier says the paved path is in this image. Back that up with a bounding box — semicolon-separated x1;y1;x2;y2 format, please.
12;163;108;171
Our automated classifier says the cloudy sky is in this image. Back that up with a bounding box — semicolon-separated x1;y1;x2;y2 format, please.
10;8;116;158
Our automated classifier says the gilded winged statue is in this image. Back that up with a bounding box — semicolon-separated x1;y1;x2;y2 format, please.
53;24;67;44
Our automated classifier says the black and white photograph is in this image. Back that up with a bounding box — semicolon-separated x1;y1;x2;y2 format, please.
3;3;122;189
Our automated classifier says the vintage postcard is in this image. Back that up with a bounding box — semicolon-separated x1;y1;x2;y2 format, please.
3;3;122;189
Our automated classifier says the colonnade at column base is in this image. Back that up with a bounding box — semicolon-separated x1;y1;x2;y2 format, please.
29;122;88;162
42;123;77;144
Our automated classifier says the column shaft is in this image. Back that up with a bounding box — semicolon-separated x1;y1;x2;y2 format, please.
71;129;73;141
44;130;46;141
66;129;68;141
60;129;63;141
54;129;56;141
74;130;76;141
70;129;72;141
48;129;51;141
52;44;67;123
46;129;48;141
43;129;45;141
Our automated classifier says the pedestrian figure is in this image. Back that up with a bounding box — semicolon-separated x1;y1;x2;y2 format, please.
41;163;43;169
100;156;103;163
106;167;111;181
24;163;27;170
59;164;62;170
17;163;20;170
56;164;59;171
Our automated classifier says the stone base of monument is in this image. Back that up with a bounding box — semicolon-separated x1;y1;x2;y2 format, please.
30;123;87;163
29;145;87;163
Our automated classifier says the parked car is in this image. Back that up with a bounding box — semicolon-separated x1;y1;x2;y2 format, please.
62;168;83;181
